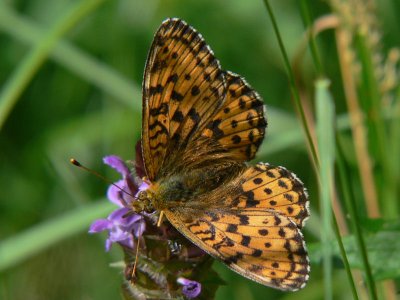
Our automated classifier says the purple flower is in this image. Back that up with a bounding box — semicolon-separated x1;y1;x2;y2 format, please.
89;155;148;251
177;277;202;299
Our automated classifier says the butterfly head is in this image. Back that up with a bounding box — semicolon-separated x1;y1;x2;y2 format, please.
131;189;155;213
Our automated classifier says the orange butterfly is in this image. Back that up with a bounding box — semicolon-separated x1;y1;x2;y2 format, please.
133;18;310;291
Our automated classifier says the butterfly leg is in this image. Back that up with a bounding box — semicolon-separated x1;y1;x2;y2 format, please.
130;237;141;283
157;210;165;227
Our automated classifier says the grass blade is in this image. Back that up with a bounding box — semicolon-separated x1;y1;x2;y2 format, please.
0;0;108;130
336;140;378;300
315;78;335;300
0;4;141;110
298;0;324;76
0;200;114;271
263;0;319;171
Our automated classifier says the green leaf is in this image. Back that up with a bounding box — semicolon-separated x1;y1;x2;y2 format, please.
309;219;400;281
315;77;335;300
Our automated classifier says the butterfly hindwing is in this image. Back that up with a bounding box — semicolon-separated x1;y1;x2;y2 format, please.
142;18;226;181
228;162;309;228
164;209;309;291
163;162;310;291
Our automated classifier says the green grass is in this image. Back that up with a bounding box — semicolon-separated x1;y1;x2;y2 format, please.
1;0;399;299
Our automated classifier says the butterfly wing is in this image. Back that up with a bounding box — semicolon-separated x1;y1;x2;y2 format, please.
202;71;266;161
142;19;269;182
142;18;226;181
228;162;309;228
164;209;309;291
163;162;309;291
160;71;268;178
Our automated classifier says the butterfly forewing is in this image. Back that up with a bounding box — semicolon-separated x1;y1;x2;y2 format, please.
142;18;226;181
202;71;267;161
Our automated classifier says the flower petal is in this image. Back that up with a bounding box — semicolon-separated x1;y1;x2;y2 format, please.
106;179;126;206
89;219;112;233
120;184;136;205
91;154;148;254
137;181;150;193
132;219;146;237
105;238;113;251
122;213;143;226
177;278;201;299
109;207;131;223
109;227;131;242
103;155;130;177
118;237;134;249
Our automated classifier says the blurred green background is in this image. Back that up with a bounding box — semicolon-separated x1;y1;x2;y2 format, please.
1;0;399;299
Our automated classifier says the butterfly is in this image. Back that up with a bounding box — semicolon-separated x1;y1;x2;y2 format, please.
134;18;310;291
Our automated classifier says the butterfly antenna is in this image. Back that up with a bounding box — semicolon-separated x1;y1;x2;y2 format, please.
70;158;137;203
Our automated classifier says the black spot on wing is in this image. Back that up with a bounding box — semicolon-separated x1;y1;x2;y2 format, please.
150;103;168;116
231;135;241;144
253;177;263;184
241;235;251;246
226;224;238;233
207;211;220;222
191;85;200;96
284;193;293;202
149;84;164;95
224;252;244;264
278;179;289;189
239;215;249;225
206;119;224;139
171;90;184;101
172;110;184;122
167;73;179;83
264;188;272;195
243;191;260;208
188;108;200;123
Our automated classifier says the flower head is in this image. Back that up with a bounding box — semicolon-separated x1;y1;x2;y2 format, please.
177;277;202;299
89;155;147;251
88;150;220;299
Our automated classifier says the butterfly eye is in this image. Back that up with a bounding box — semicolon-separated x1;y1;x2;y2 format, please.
133;191;155;213
137;190;148;201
